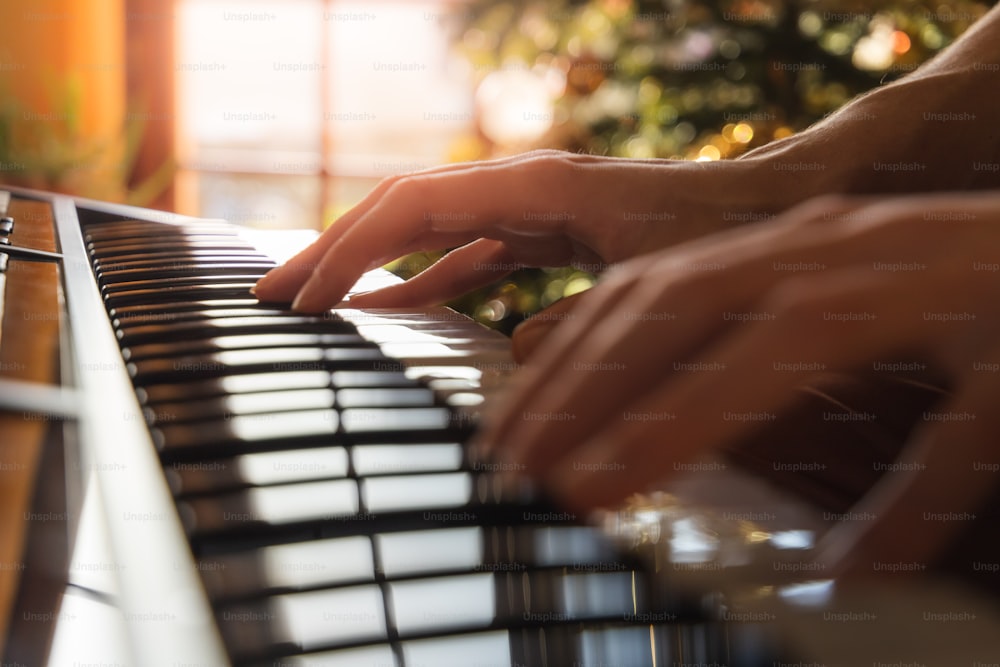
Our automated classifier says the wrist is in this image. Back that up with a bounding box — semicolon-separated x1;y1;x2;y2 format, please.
645;157;817;247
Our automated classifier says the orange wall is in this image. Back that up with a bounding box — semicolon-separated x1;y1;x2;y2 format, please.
1;0;125;136
0;1;126;172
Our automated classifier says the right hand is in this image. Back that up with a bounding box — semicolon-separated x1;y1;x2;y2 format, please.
511;292;587;362
251;150;753;311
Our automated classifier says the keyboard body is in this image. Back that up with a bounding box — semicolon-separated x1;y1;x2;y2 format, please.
4;186;999;667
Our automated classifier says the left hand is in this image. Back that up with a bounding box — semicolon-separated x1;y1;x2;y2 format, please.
476;191;1000;577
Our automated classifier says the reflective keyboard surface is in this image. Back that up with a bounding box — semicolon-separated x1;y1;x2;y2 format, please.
81;214;780;666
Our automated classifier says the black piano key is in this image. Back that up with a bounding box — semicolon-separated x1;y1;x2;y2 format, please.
88;237;252;254
91;245;260;262
130;347;391;384
86;227;249;240
138;370;334;405
98;264;274;284
154;408;341;459
113;308;287;329
84;220;236;240
93;251;267;267
166;445;349;497
106;283;260;309
95;249;272;270
146;387;336;424
108;299;266;320
102;274;270;296
0;217;13;234
117;315;359;346
179;478;359;535
124;334;366;362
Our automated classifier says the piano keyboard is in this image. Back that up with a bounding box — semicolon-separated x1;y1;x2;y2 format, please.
0;187;810;666
76;213;782;666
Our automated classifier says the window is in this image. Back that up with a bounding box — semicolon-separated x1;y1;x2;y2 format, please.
174;0;474;230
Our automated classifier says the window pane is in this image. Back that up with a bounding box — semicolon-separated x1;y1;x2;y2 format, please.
326;1;474;176
176;170;322;230
176;0;324;170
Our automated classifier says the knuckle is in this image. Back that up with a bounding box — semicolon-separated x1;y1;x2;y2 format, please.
789;194;857;225
375;173;404;192
387;173;434;207
520;149;580;176
311;258;333;282
522;148;570;162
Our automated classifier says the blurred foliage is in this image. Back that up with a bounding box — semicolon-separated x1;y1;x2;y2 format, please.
0;77;173;205
409;0;994;334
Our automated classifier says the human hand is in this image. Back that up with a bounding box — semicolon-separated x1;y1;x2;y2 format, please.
475;192;1000;577
251;150;769;311
511;292;586;362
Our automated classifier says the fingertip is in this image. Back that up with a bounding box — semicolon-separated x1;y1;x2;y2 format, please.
253;266;308;303
341;290;383;308
290;282;325;313
511;319;552;363
251;268;278;296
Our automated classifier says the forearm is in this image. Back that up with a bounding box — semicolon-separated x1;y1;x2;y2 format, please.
739;5;1000;196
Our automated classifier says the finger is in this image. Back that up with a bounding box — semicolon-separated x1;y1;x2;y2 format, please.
252;176;414;301
479;204;878;470
475;252;661;459
817;357;1000;579
347;239;516;308
535;268;915;512
290;155;591;312
252;155;537;301
480;193;984;473
541;245;994;513
511;292;589;363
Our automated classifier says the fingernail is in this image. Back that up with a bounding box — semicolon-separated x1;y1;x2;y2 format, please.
344;290;375;306
254;269;276;290
291;273;322;310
